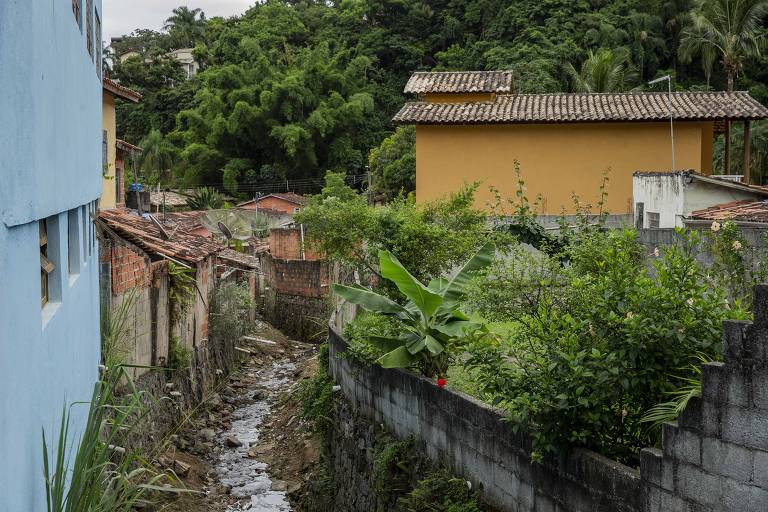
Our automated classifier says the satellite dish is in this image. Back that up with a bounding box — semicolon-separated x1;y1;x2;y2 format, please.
217;221;233;240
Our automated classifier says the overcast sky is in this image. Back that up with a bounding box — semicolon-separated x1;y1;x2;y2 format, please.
103;1;254;44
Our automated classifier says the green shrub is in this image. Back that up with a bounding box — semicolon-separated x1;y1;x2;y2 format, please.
299;343;335;437
399;469;484;512
167;335;190;374
372;437;415;501
466;228;748;463
343;312;401;363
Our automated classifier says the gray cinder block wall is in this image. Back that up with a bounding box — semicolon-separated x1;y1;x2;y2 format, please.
329;285;768;511
640;285;768;511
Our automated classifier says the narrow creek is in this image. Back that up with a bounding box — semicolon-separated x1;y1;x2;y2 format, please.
215;359;297;512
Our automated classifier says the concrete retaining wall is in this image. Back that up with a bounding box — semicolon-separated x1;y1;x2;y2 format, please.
329;284;768;511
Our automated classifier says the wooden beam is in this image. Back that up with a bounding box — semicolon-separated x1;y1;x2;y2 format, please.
744;120;752;184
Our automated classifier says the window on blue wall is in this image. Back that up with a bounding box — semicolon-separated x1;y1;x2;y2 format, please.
40;215;62;308
95;10;102;78
40;220;52;306
72;0;82;30
86;0;93;60
68;209;81;277
81;205;88;261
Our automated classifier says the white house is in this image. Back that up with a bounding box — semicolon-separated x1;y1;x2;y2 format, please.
168;48;199;78
632;171;768;228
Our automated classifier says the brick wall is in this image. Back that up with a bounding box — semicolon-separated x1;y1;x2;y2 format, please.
109;242;151;294
269;227;322;261
256;196;301;215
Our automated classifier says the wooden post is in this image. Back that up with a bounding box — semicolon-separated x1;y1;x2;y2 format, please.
743;120;752;184
724;121;731;175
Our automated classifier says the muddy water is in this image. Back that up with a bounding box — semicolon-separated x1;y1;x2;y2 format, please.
215;361;297;511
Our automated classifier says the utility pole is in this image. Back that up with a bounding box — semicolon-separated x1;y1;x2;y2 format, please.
648;75;676;172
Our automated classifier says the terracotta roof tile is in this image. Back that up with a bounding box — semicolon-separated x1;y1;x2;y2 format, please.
238;193;309;207
116;139;143;155
689;200;768;223
217;248;259;269
103;77;142;103
404;71;513;94
393;91;768;125
98;209;222;264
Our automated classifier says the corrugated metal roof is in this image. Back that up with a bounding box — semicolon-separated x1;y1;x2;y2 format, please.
393;91;768;125
403;71;513;94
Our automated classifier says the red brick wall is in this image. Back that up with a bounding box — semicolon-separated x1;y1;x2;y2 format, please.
262;254;329;298
110;242;151;294
270;227;322;261
255;196;302;215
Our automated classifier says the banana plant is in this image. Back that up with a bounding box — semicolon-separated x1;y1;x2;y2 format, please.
333;242;495;377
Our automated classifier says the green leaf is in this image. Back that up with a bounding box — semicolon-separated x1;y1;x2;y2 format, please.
332;284;410;317
441;242;495;308
433;320;478;337
378;250;443;317
406;336;427;355
424;335;445;355
377;346;417;368
368;336;405;353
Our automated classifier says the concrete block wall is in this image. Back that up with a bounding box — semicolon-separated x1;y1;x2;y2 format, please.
640;286;768;511
328;328;643;512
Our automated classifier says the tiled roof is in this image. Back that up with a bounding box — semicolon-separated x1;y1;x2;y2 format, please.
217;248;259;269
149;191;191;208
116;139;143;156
103;77;142;103
403;71;513;94
238;193;309;207
160;210;206;231
689;200;768;223
98;209;222;264
393;91;768;125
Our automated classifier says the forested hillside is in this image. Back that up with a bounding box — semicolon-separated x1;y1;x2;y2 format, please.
109;0;768;197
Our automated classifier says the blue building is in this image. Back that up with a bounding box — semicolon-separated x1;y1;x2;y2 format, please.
0;1;104;509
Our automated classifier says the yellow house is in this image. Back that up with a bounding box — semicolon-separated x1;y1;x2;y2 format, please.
394;71;768;214
102;77;141;209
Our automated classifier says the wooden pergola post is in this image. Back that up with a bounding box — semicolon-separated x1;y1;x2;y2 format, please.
724;120;731;175
743;120;752;184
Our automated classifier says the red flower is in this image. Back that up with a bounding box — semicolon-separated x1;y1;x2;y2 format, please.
437;377;446;388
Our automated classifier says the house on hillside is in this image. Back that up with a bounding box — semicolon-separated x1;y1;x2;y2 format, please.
103;77;142;209
238;192;309;215
633;171;768;228
0;2;104;509
394;70;768;216
168;48;200;79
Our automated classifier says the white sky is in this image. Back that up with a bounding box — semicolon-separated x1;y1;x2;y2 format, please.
102;0;254;44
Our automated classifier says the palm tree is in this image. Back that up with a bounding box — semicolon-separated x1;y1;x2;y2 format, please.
139;129;175;184
565;48;639;93
679;0;768;91
164;6;207;48
628;12;667;81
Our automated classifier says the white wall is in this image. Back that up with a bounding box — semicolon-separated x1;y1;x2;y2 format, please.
632;173;686;228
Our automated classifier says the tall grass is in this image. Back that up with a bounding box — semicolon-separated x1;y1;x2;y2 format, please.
42;292;183;512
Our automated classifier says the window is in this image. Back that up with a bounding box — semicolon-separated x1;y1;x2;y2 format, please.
102;129;108;172
635;202;644;229
95;10;102;78
81;205;88;261
68;209;81;276
72;0;81;29
86;0;93;60
116;164;124;205
293;207;301;214
648;212;660;229
40;220;53;306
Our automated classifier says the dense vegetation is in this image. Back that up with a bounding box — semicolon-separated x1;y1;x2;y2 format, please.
110;0;768;194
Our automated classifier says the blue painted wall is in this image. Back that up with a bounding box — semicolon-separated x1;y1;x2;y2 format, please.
0;1;103;510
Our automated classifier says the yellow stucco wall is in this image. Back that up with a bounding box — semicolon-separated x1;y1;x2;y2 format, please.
415;121;714;214
101;92;117;209
424;92;496;103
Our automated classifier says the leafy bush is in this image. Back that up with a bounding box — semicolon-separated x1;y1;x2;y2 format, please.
299;343;335;437
334;243;494;377
209;279;254;343
466;228;747;463
372;437;415;501
185;187;224;210
343;312;402;364
399;469;484;512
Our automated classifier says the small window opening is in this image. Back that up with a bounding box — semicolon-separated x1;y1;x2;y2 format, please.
68;209;81;276
40;221;54;306
648;212;660;229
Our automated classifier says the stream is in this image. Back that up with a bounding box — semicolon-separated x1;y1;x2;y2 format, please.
214;360;297;511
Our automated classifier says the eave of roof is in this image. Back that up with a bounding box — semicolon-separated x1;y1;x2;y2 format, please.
404;71;514;94
237;193;308;206
98;209;221;264
116;139;143;155
393;91;768;125
689;199;768;223
103;77;142;103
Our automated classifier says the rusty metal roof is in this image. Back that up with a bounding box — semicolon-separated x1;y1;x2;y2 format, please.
689;200;768;224
393;91;768;125
98;209;222;264
103;77;142;103
403;71;514;94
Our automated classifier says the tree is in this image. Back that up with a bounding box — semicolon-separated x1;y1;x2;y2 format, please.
565;48;639;92
164;6;207;49
368;126;416;200
138;129;176;185
186;187;224;210
679;0;768;91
